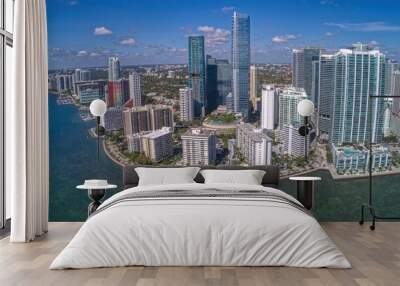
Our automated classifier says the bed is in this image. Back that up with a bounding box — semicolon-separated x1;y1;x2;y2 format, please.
50;166;350;269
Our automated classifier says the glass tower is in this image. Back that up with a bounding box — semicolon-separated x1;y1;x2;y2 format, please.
331;44;387;145
108;57;121;81
292;47;322;97
188;36;206;118
232;12;250;118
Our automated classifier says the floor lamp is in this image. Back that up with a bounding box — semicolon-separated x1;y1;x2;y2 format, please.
89;99;107;161
359;94;400;230
297;99;315;161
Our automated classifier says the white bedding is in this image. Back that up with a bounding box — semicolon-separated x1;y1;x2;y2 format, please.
50;183;351;269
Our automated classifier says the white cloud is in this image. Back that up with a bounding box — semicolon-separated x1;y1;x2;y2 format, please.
77;50;88;56
325;32;334;37
197;26;230;47
94;26;112;36
272;34;300;44
222;6;235;13
198;26;215;33
120;38;136;45
325;21;400;32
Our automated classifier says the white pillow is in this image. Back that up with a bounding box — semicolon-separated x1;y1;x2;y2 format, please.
200;169;266;185
135;167;201;186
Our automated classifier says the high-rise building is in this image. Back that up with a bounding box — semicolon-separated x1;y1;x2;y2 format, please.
292;47;323;97
206;56;232;108
206;55;218;113
108;57;121;81
107;80;124;107
77;82;102;104
331;44;387;145
55;74;73;91
249;65;257;112
216;59;232;106
74;69;90;82
123;105;174;135
188;36;206;117
102;107;123;131
279;87;307;129
312;54;334;138
261;85;279;130
126;133;141;153
292;49;305;90
232;11;250;117
236;123;272;166
385;61;400;97
140;127;173;162
179;87;194;122
129;71;143;106
391;71;400;114
279;87;309;157
181;128;216;165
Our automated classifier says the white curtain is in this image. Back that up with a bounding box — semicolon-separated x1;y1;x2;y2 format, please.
7;0;49;242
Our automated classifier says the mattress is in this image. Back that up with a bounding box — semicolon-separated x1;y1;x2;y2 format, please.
50;183;351;269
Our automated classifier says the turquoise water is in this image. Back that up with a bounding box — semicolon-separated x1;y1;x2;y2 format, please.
49;93;400;221
49;93;122;221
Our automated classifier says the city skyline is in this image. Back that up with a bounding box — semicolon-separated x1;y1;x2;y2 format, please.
47;0;400;69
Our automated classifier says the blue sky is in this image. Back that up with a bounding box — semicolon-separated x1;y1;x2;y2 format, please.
47;0;400;69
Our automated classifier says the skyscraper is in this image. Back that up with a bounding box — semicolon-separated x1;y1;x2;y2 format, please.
292;47;323;97
331;44;387;145
129;71;143;106
312;54;334;138
261;85;278;130
55;74;73;91
279;87;309;157
206;55;218;113
216;59;232;106
107;80;124;107
232;11;250;117
392;71;400;114
249;65;257;112
188;36;206;117
205;55;231;108
108;57;121;81
179;87;194;122
74;69;91;82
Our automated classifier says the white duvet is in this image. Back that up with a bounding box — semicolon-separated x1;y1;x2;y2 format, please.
50;183;351;269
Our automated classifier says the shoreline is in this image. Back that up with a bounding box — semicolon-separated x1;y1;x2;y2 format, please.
102;139;126;168
48;93;400;181
101;136;400;180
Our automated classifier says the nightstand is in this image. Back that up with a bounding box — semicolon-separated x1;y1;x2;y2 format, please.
77;180;117;216
289;176;321;210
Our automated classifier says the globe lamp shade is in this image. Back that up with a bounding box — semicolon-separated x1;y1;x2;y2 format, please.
90;99;107;117
297;99;315;117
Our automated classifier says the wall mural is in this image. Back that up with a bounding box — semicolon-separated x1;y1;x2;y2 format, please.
47;4;400;222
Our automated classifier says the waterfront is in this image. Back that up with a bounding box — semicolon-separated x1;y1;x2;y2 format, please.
49;93;122;221
49;93;400;222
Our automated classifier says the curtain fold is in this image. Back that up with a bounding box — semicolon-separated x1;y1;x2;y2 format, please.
8;0;49;242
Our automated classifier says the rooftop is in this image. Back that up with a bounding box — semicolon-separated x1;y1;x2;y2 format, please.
182;128;215;137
